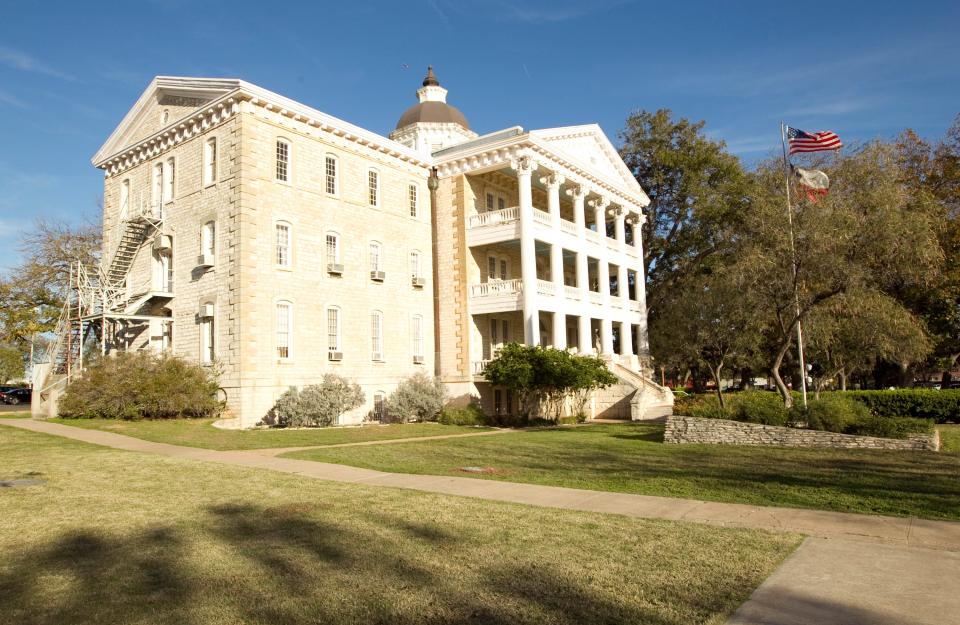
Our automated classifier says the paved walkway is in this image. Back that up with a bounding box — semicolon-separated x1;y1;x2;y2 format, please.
4;418;960;624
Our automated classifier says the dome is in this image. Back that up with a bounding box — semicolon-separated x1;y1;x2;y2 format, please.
394;66;471;131
395;101;471;130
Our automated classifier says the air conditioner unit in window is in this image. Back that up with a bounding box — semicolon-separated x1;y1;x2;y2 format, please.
327;263;344;275
413;355;425;364
411;276;426;288
200;303;215;318
198;253;215;268
370;270;385;282
328;351;343;361
372;352;384;362
153;234;172;252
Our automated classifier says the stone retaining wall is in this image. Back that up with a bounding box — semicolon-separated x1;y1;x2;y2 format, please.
664;415;940;451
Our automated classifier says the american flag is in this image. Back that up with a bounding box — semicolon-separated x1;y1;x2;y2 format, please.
787;126;843;155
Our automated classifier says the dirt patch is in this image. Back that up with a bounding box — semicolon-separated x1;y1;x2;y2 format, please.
458;466;503;474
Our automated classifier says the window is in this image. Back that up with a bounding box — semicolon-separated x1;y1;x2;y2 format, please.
276;301;292;359
372;392;386;422
494;389;502;416
204;138;217;185
276;139;289;182
409;251;421;280
161;109;170;124
490;318;509;356
487;257;497;282
119;179;130;220
155;247;173;293
275;222;291;267
326;306;340;352
369;241;382;273
202;221;215;259
153;163;163;209
487;256;509;282
201;306;215;364
485;193;494;211
161;320;173;352
408;184;418;217
367;169;379;206
371;310;383;360
500;259;507;280
163;158;175;203
325;155;338;195
498;196;506;210
412;315;424;360
325;232;340;265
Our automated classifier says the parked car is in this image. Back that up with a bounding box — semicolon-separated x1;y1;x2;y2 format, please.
0;388;31;405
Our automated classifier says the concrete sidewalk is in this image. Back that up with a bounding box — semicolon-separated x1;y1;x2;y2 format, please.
4;418;959;552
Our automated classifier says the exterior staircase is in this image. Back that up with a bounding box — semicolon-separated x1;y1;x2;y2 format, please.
106;219;153;285
592;359;674;421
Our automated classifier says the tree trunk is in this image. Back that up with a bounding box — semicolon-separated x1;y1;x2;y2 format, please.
770;337;794;408
740;367;751;390
839;368;847;391
707;362;725;409
941;353;959;388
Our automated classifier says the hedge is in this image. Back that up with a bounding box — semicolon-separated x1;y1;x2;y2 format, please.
827;390;960;424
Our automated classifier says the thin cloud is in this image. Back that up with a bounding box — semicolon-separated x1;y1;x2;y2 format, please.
0;88;26;109
426;0;453;31
496;0;633;23
0;46;73;80
782;98;878;118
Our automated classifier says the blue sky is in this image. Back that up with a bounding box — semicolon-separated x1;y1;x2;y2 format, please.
1;0;958;271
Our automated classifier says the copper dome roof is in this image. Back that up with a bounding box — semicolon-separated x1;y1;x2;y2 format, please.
394;66;471;130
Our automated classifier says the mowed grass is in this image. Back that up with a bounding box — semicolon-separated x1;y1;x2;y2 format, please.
0;426;799;625
50;417;491;450
941;424;960;453
0;411;30;419
286;423;960;521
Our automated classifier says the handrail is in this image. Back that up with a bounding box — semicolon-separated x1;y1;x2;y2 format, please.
467;207;519;228
470;279;523;297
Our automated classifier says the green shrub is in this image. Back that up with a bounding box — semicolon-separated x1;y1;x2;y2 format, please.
683;395;730;420
384;373;446;423
272;374;364;427
438;402;487;426
794;396;871;433
845;414;934;439
830;390;960;424
729;391;789;426
58;351;222;420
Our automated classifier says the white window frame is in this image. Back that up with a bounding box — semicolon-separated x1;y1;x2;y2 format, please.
152;163;164;211
409;250;421;280
326;306;341;352
200;305;215;364
371;310;383;361
367;168;379;207
202;221;216;259
203;137;217;186
408;183;418;218
411;314;424;360
325;154;338;196
275;138;290;183
325;231;341;265
275;221;292;268
119;178;130;221
369;241;383;272
276;300;293;360
373;392;386;422
487;255;510;282
163;157;176;204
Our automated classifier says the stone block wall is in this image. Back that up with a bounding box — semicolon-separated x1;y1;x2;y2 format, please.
664;415;940;451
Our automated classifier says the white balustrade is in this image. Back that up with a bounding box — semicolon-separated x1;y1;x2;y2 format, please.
585;230;599;243
630;301;642;312
564;285;581;300
606;237;620;252
472;360;491;375
589;291;603;305
533;208;552;226
470;279;523;297
560;219;579;236
467;206;519;228
610;299;623;309
536;279;556;296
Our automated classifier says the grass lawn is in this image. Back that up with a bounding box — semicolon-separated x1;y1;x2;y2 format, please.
0;411;30;418
941;424;960;453
49;417;491;450
0;426;799;625
286;423;960;521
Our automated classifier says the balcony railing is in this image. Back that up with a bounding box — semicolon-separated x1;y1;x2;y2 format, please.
468;207;519;228
536;279;556;296
533;208;552;226
470;279;523;297
472;360;491;375
606;237;620;252
585;230;599;243
560;219;579;236
589;291;603;306
564;285;581;300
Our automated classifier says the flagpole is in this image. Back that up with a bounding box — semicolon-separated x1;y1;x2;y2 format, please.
780;122;808;408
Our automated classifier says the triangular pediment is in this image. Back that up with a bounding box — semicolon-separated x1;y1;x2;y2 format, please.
530;125;648;205
92;76;243;165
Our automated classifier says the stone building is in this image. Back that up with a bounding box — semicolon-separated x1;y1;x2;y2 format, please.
36;68;671;426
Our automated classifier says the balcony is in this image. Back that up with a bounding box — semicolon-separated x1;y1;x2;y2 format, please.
469;279;523;314
471;360;491;377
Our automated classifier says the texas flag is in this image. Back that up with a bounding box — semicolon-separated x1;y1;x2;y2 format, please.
793;166;830;202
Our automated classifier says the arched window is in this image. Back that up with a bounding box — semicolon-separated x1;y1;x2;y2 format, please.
325;231;341;270
275;221;291;267
409;250;421;281
276;138;290;182
200;302;215;363
367;168;379;207
152;163;163;211
408;183;419;218
119;179;130;221
326;306;341;353
369;241;382;272
325;154;338;195
370;310;383;361
276;300;293;360
411;314;424;362
201;221;216;260
204;137;217;185
372;392;386;422
163;157;175;203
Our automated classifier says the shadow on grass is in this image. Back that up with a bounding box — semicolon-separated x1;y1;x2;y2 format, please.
0;503;696;625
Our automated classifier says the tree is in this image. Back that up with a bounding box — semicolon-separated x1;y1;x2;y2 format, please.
0;344;25;384
271;374;364;427
619;109;752;314
741;142;942;405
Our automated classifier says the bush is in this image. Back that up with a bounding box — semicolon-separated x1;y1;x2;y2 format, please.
384;373;446;423
58;351;222;420
438;402;487;426
829;390;960;424
793;396;871;433
845;414;934;439
728;391;789;426
272;374;364;427
683;395;730;420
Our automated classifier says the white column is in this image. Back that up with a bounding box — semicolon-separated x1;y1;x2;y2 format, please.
632;214;650;357
593;197;613;355
516;156;539;346
615;209;630;310
544;173;564;227
550;242;566;349
569;186;592;353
